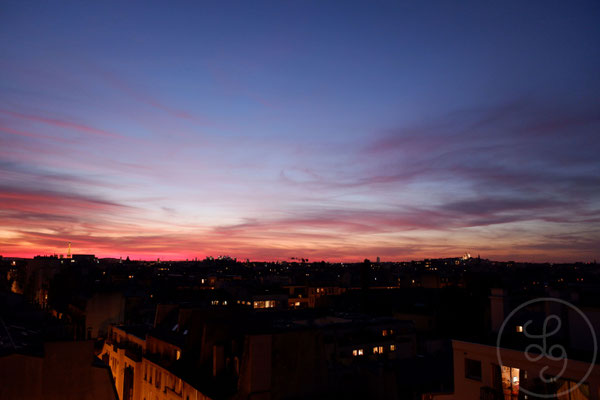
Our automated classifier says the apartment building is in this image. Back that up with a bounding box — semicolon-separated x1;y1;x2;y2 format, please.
426;340;599;400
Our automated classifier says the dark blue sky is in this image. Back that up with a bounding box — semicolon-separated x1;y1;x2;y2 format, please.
1;1;599;261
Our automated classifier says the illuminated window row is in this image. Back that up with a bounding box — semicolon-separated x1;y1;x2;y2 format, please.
253;300;276;309
352;344;396;356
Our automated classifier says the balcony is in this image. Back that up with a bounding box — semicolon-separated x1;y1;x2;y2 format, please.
480;387;503;400
125;347;142;362
112;340;143;362
165;385;183;398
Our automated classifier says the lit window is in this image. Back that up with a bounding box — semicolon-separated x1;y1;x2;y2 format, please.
176;350;181;360
353;349;358;356
382;330;388;336
501;365;520;396
358;349;363;356
390;344;396;351
516;326;523;333
373;346;384;354
223;301;227;306
295;301;301;307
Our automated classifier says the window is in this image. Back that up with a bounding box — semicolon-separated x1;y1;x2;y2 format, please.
352;349;364;356
554;378;590;399
382;329;388;336
465;358;482;381
254;300;276;309
373;346;384;354
176;350;181;360
493;366;528;399
516;325;523;333
390;344;396;351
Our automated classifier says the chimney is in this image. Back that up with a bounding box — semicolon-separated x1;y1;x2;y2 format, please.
154;304;179;328
213;344;225;377
490;288;508;333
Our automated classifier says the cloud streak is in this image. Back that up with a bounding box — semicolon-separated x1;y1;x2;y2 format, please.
2;98;599;262
0;110;123;139
1;1;599;262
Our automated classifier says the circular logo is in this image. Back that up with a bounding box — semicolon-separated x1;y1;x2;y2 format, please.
496;297;597;398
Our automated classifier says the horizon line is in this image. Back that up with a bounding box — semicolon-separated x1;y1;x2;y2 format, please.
1;252;597;265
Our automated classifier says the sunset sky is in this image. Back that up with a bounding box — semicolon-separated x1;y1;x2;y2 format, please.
1;1;599;262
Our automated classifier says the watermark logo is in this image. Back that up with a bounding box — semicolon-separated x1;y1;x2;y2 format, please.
496;297;597;399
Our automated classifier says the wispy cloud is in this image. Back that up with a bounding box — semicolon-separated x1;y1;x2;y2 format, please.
2;81;598;261
0;109;123;139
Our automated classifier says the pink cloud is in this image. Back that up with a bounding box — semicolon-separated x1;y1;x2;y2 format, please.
0;110;123;139
0;125;72;143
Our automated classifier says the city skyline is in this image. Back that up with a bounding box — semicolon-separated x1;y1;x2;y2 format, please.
2;1;600;262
